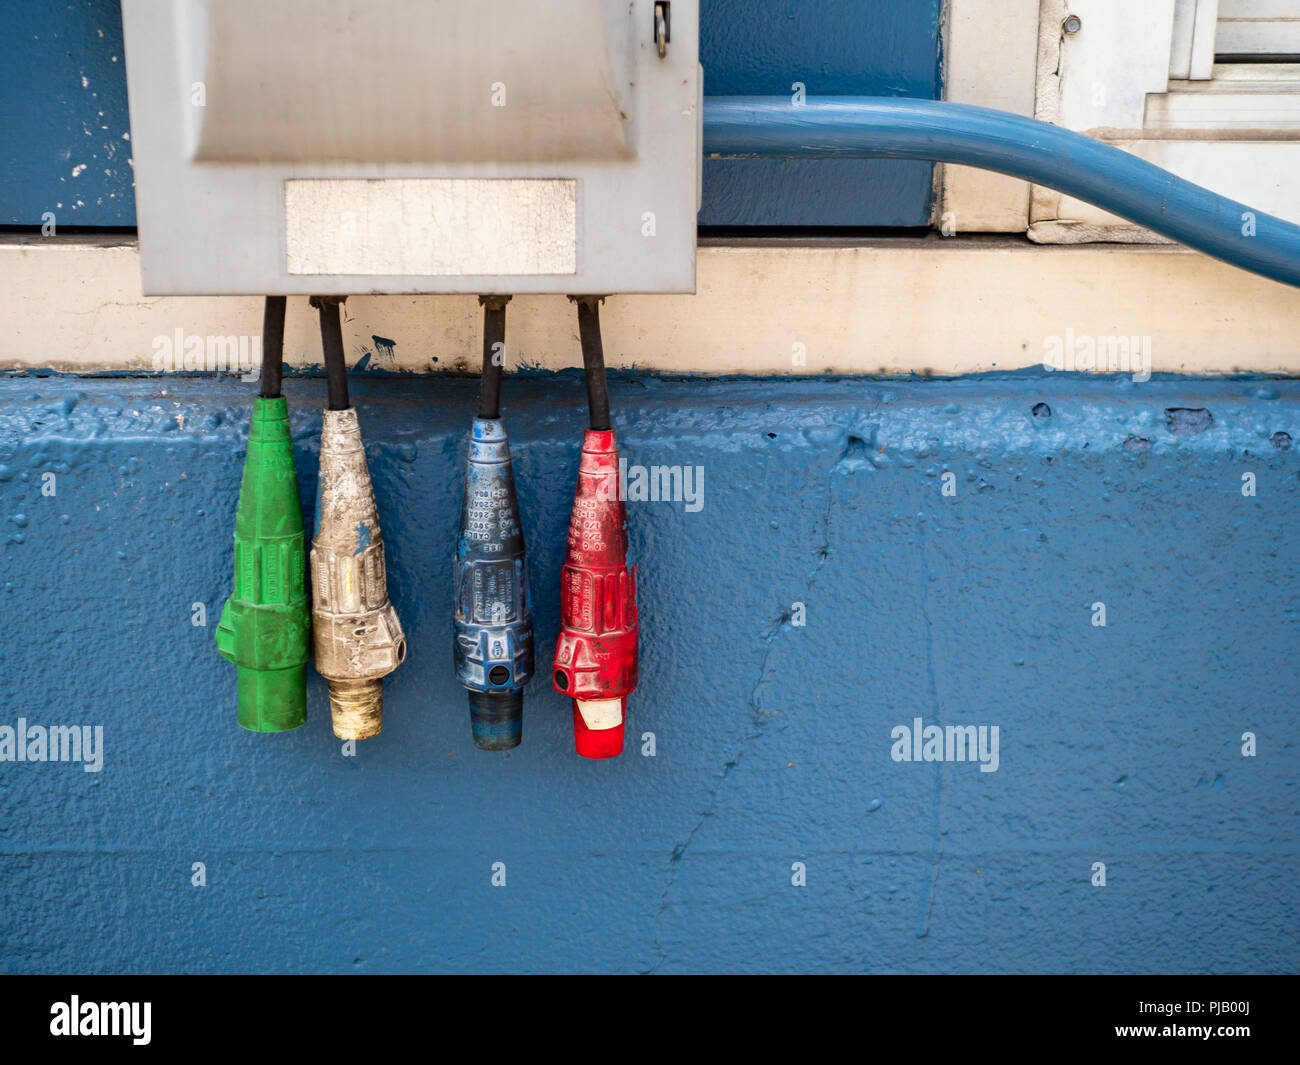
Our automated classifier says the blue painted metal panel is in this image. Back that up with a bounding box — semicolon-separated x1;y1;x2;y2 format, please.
1;372;1295;974
700;0;943;226
1;1;134;227
0;1;943;228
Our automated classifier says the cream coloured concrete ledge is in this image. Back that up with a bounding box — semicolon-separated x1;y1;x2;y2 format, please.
4;234;1299;376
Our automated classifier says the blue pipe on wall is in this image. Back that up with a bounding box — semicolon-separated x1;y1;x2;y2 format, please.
703;96;1300;289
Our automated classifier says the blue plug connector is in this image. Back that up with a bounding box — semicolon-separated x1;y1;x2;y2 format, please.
453;416;534;749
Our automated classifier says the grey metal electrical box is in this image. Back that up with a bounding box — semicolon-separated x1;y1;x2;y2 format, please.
121;0;700;295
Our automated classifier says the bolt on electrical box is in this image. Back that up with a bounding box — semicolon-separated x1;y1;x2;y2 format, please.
121;0;701;295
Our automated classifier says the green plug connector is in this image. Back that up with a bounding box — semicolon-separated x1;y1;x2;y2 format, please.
215;395;311;731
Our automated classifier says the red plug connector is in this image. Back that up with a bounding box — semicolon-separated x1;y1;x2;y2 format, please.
552;428;638;758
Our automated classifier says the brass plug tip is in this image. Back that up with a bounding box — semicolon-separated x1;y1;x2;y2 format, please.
329;679;384;740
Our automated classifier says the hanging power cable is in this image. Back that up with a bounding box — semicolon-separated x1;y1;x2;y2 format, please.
455;295;535;750
476;294;509;420
259;295;287;399
215;295;310;733
313;295;351;412
553;296;638;758
574;296;612;432
307;294;406;740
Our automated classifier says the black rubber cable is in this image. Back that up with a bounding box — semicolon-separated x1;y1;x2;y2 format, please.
476;296;510;420
259;296;287;398
314;296;350;411
574;297;611;431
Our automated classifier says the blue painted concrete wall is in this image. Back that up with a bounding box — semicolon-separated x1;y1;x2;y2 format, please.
1;1;134;227
1;0;942;228
1;372;1295;974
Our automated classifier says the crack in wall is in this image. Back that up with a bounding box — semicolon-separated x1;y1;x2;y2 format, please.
916;511;947;939
645;434;852;973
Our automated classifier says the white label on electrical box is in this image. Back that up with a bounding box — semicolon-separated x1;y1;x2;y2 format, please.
285;178;577;276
